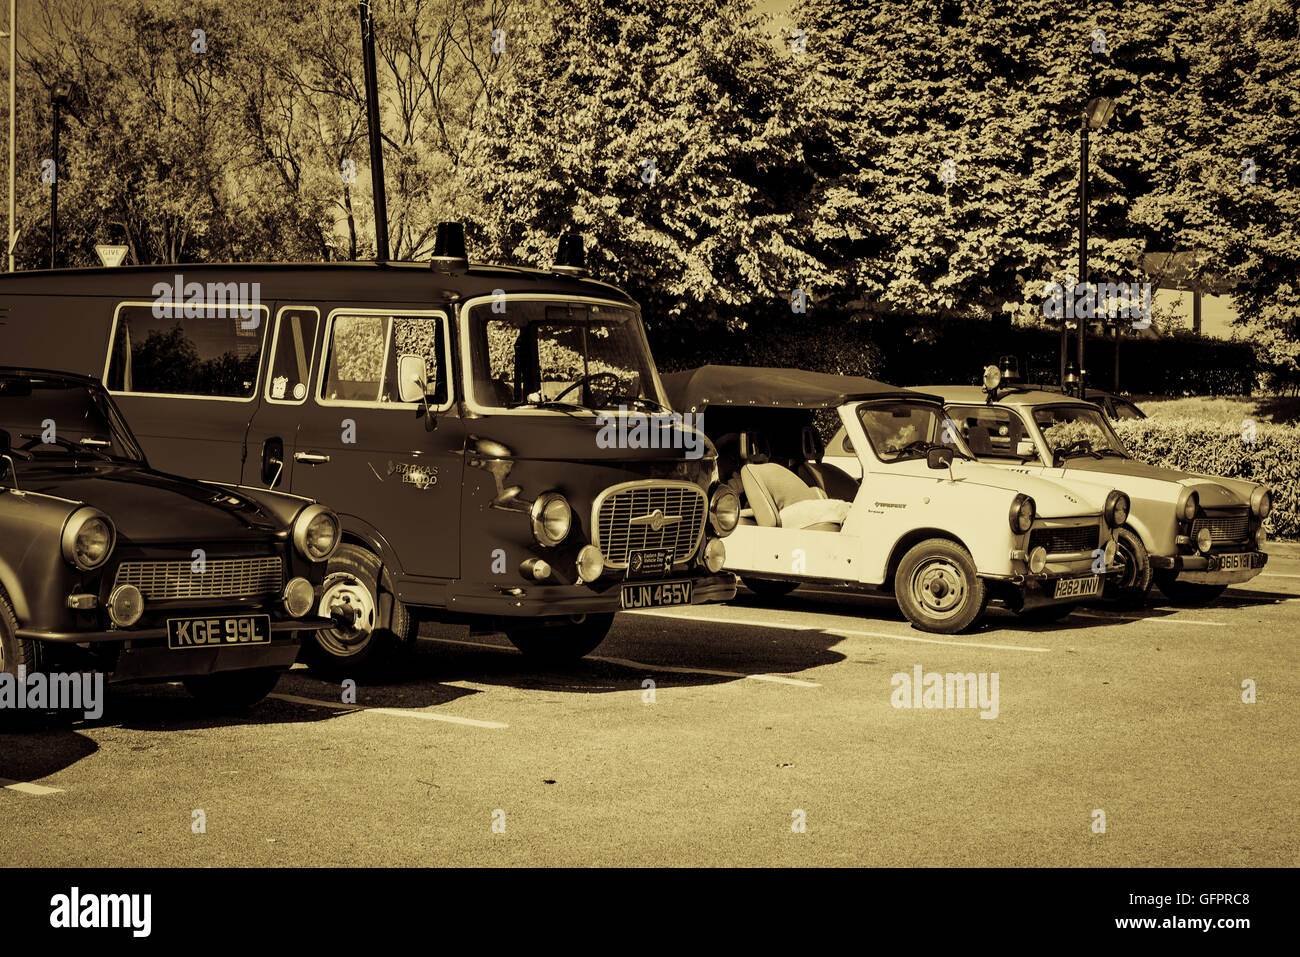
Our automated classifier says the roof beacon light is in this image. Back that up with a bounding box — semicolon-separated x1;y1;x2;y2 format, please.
554;232;587;275
998;355;1020;383
431;221;468;271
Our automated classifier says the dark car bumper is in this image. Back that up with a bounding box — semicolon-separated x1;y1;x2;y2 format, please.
445;572;739;617
17;616;334;644
1149;549;1268;584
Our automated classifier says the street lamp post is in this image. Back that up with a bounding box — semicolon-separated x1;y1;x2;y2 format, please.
1073;96;1115;398
49;82;70;269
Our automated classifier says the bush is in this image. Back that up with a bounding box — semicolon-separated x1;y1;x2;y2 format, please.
1114;418;1300;540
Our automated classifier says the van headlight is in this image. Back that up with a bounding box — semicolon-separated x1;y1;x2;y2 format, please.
1250;487;1272;520
1104;490;1130;528
293;504;340;561
1008;494;1035;534
1177;488;1199;522
531;492;572;547
61;508;116;571
709;486;740;536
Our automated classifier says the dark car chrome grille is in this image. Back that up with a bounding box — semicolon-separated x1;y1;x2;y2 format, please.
1193;511;1250;544
113;557;283;601
1028;524;1100;555
594;482;708;569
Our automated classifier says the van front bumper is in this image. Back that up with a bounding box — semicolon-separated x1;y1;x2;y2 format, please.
446;572;739;617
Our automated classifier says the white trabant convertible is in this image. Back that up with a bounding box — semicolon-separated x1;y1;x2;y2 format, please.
828;367;1272;606
664;366;1130;634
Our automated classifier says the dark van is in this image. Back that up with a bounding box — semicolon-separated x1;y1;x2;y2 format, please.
0;254;738;674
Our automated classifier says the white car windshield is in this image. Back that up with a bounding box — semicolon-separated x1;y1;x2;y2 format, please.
857;401;969;462
1032;405;1129;461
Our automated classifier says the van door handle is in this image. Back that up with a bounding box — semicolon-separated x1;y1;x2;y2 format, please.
294;451;331;465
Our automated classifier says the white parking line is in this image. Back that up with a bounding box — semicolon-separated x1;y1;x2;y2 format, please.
0;778;63;796
1258;571;1300;580
269;693;508;729
629;609;1052;653
425;637;822;685
1069;609;1225;626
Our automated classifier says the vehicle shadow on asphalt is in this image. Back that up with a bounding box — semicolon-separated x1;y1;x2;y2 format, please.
0;725;97;788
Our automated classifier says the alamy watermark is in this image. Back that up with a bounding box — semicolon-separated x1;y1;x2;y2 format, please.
1042;275;1152;329
595;407;706;459
0;665;104;720
151;273;262;329
891;665;999;719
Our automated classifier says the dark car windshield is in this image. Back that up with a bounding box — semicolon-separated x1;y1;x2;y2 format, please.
467;300;664;411
1032;404;1129;459
0;375;145;465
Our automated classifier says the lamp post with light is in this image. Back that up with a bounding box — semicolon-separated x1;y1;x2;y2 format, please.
1070;95;1116;397
49;81;71;269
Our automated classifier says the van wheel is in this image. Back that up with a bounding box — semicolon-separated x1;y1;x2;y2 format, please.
740;577;798;599
0;591;44;728
504;613;614;663
1102;528;1152;607
182;668;282;711
894;539;988;634
1152;572;1227;606
300;544;414;681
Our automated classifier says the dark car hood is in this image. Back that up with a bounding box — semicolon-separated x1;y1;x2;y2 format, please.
18;464;286;543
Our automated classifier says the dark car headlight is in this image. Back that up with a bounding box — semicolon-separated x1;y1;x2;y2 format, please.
709;486;740;537
530;492;572;547
1250;487;1272;520
61;508;116;571
292;504;340;562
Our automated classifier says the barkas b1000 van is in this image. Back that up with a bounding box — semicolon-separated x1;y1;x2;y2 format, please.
0;246;737;674
664;366;1130;634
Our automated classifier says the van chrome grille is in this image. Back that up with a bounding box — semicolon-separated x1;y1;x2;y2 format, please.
1028;524;1099;555
594;482;707;569
113;556;283;601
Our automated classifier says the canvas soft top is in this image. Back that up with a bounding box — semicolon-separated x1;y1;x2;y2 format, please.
662;365;942;413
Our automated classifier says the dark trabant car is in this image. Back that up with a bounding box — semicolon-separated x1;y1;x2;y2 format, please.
0;369;338;710
0;232;737;674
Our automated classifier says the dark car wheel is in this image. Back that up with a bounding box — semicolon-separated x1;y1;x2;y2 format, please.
1102;528;1152;607
503;613;614;663
740;576;799;599
0;591;44;728
894;538;988;634
182;668;282;711
1153;571;1228;606
300;543;415;681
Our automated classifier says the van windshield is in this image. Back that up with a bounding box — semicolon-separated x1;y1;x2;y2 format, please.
467;300;664;411
0;375;145;465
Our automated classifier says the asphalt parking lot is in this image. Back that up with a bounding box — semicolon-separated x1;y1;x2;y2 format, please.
4;544;1298;868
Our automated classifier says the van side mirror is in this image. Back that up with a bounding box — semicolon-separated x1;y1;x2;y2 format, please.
927;446;955;470
397;354;430;403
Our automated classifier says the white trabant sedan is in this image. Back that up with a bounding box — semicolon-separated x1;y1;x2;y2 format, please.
664;366;1129;634
828;368;1272;606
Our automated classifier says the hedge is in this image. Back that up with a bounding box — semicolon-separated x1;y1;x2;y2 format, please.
1113;418;1300;540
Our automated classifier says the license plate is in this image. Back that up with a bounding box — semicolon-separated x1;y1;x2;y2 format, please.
626;549;673;578
620;581;693;609
1053;575;1101;599
1214;552;1254;572
167;615;271;650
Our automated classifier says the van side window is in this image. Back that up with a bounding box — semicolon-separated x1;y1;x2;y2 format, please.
320;313;448;405
105;304;266;399
267;308;319;403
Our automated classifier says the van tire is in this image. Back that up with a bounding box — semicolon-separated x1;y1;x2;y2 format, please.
182;668;282;711
0;590;44;728
504;613;614;663
1102;528;1152;607
740;576;799;599
894;539;988;634
300;544;414;681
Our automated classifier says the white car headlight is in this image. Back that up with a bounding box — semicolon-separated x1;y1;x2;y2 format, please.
1009;494;1035;534
1104;490;1130;528
531;492;571;547
293;504;340;561
61;508;116;571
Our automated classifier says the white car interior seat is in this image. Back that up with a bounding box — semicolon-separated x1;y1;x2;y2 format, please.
740;462;851;532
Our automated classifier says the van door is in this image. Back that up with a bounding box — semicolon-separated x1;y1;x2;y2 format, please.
103;302;270;483
290;308;463;579
242;305;321;491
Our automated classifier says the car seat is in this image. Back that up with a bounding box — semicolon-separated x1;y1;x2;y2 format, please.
740;462;851;532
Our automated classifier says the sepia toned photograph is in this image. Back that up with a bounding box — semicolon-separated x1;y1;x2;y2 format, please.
0;0;1294;938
